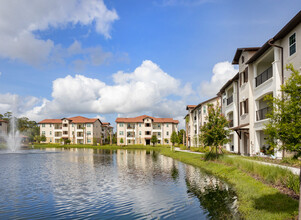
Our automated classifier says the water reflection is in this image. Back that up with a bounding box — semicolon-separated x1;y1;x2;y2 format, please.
0;148;239;219
185;165;240;219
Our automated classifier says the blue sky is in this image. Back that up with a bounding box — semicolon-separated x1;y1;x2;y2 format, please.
0;0;300;128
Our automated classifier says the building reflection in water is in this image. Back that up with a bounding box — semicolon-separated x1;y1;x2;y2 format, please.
184;165;240;219
40;148;239;219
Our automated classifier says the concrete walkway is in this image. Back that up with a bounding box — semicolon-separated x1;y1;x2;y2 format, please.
174;147;300;175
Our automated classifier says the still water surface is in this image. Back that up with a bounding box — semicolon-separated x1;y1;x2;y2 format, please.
0;149;239;219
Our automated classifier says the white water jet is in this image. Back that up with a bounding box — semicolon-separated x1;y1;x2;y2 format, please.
5;116;22;152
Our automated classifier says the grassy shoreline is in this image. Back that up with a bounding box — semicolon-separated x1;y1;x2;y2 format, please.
34;144;298;219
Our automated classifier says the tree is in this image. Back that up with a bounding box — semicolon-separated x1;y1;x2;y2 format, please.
200;103;230;159
151;134;158;146
264;64;301;216
178;129;185;145
120;137;124;145
171;131;179;146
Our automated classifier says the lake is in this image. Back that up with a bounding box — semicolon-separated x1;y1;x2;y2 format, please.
0;148;239;219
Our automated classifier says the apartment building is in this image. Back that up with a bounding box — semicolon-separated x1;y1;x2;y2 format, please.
224;11;301;157
115;115;179;146
38;116;110;144
246;11;301;158
185;97;221;147
218;73;240;153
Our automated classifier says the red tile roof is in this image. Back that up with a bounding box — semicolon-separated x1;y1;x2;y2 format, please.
115;115;179;124
0;119;8;123
38;116;100;124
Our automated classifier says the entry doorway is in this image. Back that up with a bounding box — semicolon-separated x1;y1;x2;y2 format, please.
145;139;150;145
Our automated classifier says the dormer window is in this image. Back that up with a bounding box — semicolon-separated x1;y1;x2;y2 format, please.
289;33;296;56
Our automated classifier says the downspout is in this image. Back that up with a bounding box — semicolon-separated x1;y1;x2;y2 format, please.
236;80;240;154
268;39;284;158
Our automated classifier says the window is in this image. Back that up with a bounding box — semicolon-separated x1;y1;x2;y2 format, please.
289;33;296;56
145;131;151;135
63;123;68;127
119;131;124;135
240;99;249;115
158;140;161;144
42;124;45;127
50;138;52;142
63;131;68;135
72;124;74;127
50;131;52;135
72;131;74;135
87;124;91;127
0;122;2;126
166;124;169;127
240;67;248;86
166;131;169;136
87;139;91;143
165;139;169;144
50;124;52;127
139;131;141;135
158;132;161;136
119;123;124;127
42;131;45;135
145;123;151;127
139;123;141;127
203;106;206;114
87;131;91;135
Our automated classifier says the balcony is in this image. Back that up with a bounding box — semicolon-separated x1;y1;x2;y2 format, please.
226;95;233;105
127;125;135;129
256;66;273;87
256;107;271;121
77;132;84;137
153;124;161;130
127;132;135;138
55;132;62;137
54;126;62;130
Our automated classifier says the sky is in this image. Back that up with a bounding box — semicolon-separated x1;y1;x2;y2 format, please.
0;0;300;129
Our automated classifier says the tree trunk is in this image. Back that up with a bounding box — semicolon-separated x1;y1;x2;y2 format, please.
299;166;301;220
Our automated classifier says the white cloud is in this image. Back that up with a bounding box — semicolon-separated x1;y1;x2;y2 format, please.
0;0;118;65
198;61;238;98
1;60;189;127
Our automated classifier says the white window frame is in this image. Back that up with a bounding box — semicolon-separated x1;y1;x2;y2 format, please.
289;33;296;56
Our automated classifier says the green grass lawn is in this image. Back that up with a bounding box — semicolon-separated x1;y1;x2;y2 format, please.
33;143;299;219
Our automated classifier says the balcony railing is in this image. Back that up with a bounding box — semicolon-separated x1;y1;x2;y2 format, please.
127;125;135;129
256;66;273;87
227;95;233;105
256;107;271;121
127;133;135;137
229;120;233;128
54;126;62;130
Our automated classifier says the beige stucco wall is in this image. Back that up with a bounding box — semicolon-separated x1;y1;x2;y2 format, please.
40;119;103;144
116;117;178;146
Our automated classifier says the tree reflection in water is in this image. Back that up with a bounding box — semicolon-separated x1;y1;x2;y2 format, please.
185;166;240;219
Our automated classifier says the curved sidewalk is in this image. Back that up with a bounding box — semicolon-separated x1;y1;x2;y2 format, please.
174;147;300;175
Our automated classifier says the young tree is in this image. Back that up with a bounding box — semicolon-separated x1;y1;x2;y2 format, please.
178;129;185;145
151;134;158;146
200;103;230;159
171;131;179;146
120;137;124;145
264;64;301;215
41;135;46;143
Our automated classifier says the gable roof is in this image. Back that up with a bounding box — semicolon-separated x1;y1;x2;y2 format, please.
218;73;239;95
192;96;220;111
115;115;179;124
186;105;197;110
38;116;100;124
247;10;301;64
232;47;261;64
